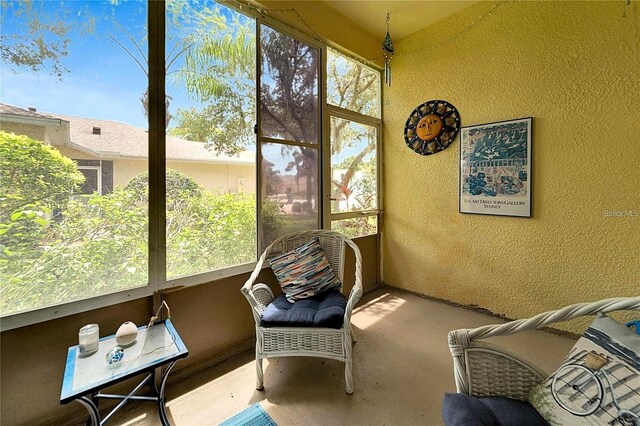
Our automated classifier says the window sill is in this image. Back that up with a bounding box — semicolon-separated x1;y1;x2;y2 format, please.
0;285;152;332
0;262;261;332
162;262;259;290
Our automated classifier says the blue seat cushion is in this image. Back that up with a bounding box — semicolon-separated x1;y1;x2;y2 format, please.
442;393;549;426
260;289;345;329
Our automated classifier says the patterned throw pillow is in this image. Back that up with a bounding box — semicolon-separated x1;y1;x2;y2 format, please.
269;237;342;303
528;313;640;425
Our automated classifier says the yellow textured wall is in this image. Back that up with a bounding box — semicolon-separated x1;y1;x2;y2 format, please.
383;1;639;326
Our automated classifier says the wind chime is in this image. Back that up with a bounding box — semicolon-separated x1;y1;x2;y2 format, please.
382;12;394;87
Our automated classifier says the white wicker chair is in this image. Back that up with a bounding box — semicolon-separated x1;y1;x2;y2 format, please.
448;297;640;400
241;229;363;394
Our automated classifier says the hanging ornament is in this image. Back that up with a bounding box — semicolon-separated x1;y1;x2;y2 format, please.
382;12;395;87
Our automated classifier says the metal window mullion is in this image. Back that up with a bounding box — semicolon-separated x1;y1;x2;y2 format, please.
377;84;384;286
259;136;318;150
148;0;166;292
326;104;381;127
317;39;325;231
321;46;330;230
330;211;378;221
256;21;263;259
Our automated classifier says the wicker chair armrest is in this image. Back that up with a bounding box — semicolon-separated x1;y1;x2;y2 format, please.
241;247;273;299
241;238;281;324
467;297;640;341
343;237;363;324
252;283;274;311
448;296;640;397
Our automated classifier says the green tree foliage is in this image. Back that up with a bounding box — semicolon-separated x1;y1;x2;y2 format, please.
170;18;379;217
0;137;281;313
0;131;84;268
167;193;256;279
170;7;256;156
125;168;204;209
0;0;72;79
0;131;84;216
4;190;150;313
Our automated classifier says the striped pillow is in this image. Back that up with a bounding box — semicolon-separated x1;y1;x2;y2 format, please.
269;237;341;303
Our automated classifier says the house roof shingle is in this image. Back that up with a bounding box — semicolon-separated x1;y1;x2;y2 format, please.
0;103;254;165
0;103;61;125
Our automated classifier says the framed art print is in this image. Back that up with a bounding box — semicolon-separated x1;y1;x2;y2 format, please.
459;117;532;217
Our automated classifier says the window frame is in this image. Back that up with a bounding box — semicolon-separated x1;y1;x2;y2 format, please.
76;164;102;195
1;0;382;331
322;51;383;237
1;1;159;331
256;20;324;253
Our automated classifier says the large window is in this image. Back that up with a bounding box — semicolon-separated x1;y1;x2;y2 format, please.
0;1;149;316
326;49;381;238
0;2;380;325
258;24;320;250
164;2;257;280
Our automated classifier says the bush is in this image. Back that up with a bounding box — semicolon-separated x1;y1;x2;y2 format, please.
125;168;203;209
1;161;284;313
0;131;84;219
167;192;258;278
0;131;84;265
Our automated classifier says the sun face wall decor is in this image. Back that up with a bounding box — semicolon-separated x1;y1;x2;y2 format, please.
404;100;461;156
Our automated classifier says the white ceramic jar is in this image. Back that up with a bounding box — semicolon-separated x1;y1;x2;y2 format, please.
115;321;138;346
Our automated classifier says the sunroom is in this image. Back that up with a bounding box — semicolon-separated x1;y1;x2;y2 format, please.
0;0;638;425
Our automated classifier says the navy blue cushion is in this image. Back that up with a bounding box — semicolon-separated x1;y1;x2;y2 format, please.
260;289;345;329
442;393;549;426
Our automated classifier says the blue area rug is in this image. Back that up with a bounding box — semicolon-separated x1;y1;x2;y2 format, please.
219;403;277;426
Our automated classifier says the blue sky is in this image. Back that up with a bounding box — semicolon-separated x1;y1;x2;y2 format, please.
0;0;235;129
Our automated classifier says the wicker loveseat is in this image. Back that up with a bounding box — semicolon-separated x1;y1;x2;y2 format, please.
241;230;363;394
447;297;640;401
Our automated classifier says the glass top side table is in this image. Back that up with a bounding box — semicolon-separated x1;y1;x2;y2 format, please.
60;319;188;425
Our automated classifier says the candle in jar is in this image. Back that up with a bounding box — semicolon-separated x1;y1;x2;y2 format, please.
78;324;99;355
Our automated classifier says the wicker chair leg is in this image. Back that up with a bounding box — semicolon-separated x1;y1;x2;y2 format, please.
345;359;354;394
350;326;357;344
344;329;354;394
256;357;264;391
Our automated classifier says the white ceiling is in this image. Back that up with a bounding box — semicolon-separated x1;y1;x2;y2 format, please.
324;1;477;41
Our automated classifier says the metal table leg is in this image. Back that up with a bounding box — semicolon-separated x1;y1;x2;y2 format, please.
150;369;160;396
77;396;100;426
84;391;99;426
158;361;177;426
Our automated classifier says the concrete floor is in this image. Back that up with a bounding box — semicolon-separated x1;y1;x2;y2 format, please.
97;288;576;425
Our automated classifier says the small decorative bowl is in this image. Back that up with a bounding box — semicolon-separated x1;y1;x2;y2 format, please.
106;346;124;367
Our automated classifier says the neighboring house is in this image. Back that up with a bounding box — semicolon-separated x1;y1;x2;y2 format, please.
0;103;256;195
